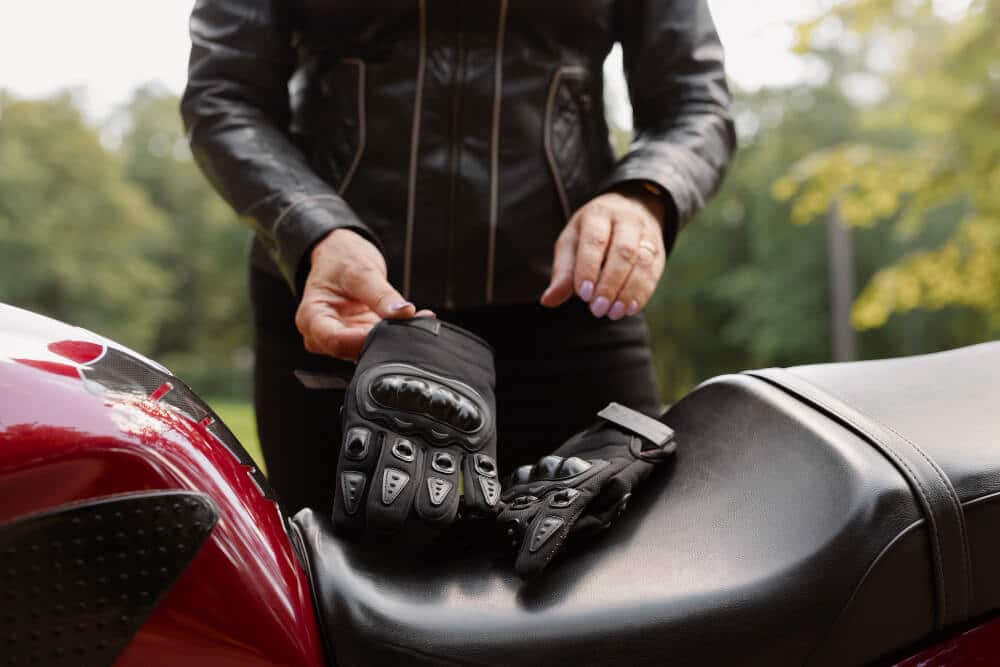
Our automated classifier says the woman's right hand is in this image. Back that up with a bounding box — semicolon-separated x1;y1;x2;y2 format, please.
295;229;419;360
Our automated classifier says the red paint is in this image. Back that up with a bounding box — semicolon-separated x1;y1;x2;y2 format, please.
49;339;105;364
1;349;326;666
6;306;1000;666
894;615;1000;666
150;381;174;402
12;357;81;379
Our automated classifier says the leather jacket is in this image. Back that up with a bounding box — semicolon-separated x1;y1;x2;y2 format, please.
182;1;735;308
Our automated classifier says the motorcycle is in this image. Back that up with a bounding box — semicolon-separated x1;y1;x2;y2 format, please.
1;302;997;666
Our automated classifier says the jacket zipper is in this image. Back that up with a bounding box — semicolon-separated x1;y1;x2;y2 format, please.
445;0;466;309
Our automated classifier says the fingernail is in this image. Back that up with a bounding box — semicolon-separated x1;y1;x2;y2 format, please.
578;280;594;302
390;301;414;312
590;296;610;318
541;286;553;302
608;300;626;320
627;300;640;316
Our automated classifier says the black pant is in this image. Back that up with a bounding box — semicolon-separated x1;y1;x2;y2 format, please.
251;268;661;514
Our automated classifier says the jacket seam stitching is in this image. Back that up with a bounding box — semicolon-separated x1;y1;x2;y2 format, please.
485;0;509;304
403;0;427;299
270;194;343;237
543;65;586;222
337;58;367;196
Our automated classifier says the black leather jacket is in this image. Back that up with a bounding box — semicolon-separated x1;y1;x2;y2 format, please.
182;1;735;308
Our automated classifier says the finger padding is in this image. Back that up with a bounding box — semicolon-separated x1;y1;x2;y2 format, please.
513;488;592;578
461;452;502;517
413;446;463;524
365;433;423;532
332;423;381;532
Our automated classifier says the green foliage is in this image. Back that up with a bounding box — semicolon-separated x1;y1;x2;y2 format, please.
0;92;174;351
0;86;253;397
2;3;996;413
115;86;253;395
778;0;1000;332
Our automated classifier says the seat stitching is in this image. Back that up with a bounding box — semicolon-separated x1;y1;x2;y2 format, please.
882;420;971;610
746;370;951;624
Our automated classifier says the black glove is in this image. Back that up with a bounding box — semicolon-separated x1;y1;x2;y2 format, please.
333;318;499;533
498;403;676;578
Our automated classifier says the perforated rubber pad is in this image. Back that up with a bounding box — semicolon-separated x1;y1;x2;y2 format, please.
0;491;218;666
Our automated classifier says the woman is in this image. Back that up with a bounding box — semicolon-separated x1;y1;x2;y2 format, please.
182;1;735;513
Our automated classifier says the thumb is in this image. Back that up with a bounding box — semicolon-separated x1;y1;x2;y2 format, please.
345;268;415;319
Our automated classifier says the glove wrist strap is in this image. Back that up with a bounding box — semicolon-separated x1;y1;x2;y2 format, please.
596;403;676;454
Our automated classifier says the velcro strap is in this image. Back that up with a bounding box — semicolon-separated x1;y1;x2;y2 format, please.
597;402;674;447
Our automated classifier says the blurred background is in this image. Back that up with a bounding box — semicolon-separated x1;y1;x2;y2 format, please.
1;0;997;460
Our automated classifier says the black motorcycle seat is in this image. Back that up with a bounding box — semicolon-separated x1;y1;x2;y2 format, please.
293;341;1000;666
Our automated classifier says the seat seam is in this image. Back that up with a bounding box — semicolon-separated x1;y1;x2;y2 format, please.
881;420;972;608
803;518;925;666
744;369;968;627
806;484;990;667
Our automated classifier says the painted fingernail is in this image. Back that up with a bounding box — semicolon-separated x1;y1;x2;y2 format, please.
590;296;610;318
390;301;414;312
627;300;640;316
608;300;626;320
578;280;595;302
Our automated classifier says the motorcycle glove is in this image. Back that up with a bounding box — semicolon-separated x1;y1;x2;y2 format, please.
498;402;676;578
333;318;499;534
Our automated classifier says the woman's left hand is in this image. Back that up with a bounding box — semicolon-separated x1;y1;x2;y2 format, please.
541;184;668;319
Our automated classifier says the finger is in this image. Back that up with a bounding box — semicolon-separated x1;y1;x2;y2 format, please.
572;211;613;303
365;433;422;532
461;452;501;517
496;497;541;551
331;422;381;533
342;266;415;320
591;217;642;318
514;488;591;578
617;237;666;318
413;446;462;524
541;227;578;307
303;312;370;359
415;309;437;318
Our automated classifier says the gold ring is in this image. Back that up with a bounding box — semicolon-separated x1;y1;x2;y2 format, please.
638;240;658;256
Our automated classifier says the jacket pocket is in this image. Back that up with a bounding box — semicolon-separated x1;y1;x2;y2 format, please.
315;58;367;195
544;65;595;220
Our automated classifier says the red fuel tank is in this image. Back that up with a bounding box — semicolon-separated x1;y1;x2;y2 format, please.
0;304;326;666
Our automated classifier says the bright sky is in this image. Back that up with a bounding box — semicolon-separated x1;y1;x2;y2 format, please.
0;0;831;120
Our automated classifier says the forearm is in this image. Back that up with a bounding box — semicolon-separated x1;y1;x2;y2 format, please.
609;0;737;231
181;0;377;291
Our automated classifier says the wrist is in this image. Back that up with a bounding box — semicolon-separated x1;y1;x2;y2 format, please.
311;228;361;264
610;180;669;228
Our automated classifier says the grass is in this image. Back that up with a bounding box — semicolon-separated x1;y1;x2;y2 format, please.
204;398;266;471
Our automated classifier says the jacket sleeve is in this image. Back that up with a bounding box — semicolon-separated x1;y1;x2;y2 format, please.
181;0;379;291
606;0;737;250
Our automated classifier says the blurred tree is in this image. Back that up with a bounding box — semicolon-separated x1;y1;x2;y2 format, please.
647;84;854;399
776;0;1000;335
0;92;174;351
115;86;253;394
